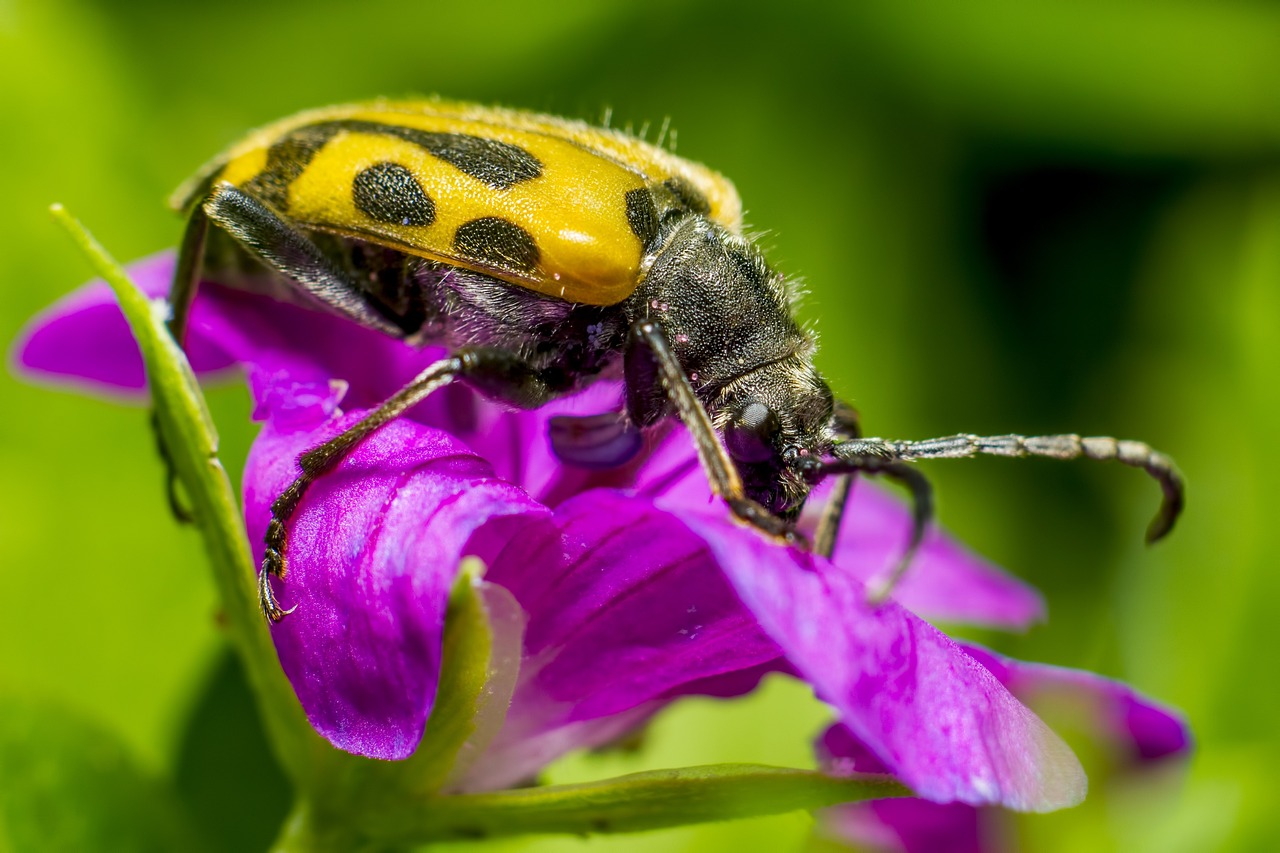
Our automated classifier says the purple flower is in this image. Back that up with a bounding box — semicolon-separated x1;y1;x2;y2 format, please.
814;647;1191;851
14;252;1185;812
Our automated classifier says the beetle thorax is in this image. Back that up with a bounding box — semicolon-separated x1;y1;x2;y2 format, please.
632;216;834;515
633;218;809;391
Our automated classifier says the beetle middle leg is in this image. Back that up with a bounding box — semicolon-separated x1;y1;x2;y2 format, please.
625;320;790;540
810;403;938;602
813;401;860;560
160;183;412;528
260;346;565;622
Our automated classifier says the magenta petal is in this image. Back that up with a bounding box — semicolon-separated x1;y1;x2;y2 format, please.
461;490;783;789
827;484;1045;630
192;284;440;412
12;253;235;394
820;796;993;853
817;723;1003;852
960;645;1192;764
681;512;1085;811
244;400;546;760
816;646;1189;851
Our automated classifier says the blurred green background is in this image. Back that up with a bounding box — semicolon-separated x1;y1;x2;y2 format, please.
2;0;1277;850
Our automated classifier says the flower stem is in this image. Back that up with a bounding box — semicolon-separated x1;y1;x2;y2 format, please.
363;765;908;843
49;205;326;785
269;799;367;853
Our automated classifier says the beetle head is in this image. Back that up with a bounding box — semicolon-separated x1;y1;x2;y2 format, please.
716;355;835;518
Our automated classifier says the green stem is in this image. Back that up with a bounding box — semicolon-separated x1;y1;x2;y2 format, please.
365;765;909;843
50;206;326;785
269;799;368;853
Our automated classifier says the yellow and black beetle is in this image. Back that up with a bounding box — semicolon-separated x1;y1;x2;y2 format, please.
165;100;1184;622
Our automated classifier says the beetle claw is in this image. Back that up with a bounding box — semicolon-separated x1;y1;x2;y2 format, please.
258;564;295;624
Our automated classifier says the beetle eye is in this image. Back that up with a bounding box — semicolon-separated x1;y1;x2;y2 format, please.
725;402;780;463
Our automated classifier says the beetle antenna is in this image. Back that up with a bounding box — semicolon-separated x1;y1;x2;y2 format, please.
822;432;1185;544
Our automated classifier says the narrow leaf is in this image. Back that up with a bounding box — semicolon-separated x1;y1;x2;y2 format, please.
365;764;908;843
375;559;525;797
49;206;323;784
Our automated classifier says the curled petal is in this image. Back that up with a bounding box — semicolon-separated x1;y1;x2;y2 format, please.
827;484;1045;630
680;511;1085;811
244;389;545;760
12;253;235;394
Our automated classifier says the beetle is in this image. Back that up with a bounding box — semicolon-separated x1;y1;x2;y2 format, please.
163;99;1184;622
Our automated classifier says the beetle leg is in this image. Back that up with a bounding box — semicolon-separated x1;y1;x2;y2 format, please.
162;183;418;529
814;403;938;599
813;400;861;560
828;432;1184;545
167;203;209;346
625;320;792;542
260;347;564;622
151;205;212;524
861;463;933;603
203;182;405;336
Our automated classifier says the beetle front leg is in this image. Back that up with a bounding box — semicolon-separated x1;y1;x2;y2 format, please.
813;400;861;559
151;206;213;524
260;347;563;622
624;320;792;541
203;182;407;336
829;432;1184;543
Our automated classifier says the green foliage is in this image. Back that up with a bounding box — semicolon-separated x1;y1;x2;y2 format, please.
0;697;203;853
3;0;1279;849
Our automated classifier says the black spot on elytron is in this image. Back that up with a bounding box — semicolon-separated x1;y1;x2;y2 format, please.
453;217;540;273
238;119;543;209
243;124;342;211
663;177;711;216
413;132;542;191
352;162;436;227
333;120;541;190
625;187;659;247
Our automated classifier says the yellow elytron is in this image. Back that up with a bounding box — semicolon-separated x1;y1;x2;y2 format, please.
175;99;742;306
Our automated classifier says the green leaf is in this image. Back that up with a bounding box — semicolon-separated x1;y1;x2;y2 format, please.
843;0;1280;156
402;560;526;794
363;764;908;843
48;206;324;785
0;696;204;853
339;559;525;807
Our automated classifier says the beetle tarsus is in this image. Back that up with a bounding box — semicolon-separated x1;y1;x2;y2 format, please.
863;463;934;604
258;560;295;623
